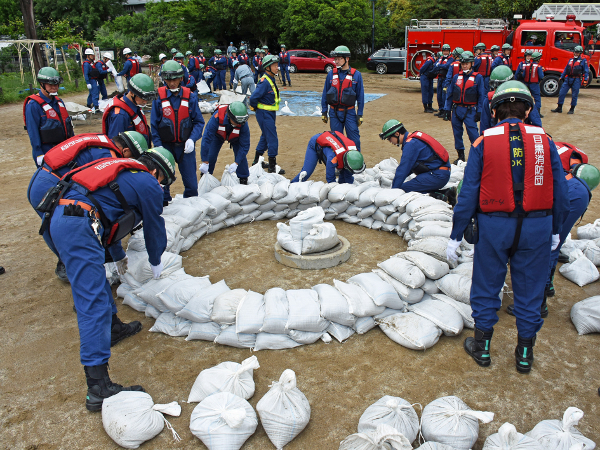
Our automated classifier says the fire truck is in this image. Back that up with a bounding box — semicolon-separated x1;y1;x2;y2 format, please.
405;3;600;96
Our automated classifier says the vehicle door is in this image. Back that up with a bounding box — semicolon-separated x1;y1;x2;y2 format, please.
306;51;323;70
548;30;582;73
294;51;308;70
388;50;402;72
517;30;548;68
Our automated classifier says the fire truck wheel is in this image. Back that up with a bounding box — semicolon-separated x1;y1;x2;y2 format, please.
541;74;561;97
376;63;388;74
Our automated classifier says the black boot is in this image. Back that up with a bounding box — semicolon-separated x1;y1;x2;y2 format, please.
424;103;432;113
238;177;248;185
434;109;444;117
545;267;556;297
268;156;285;174
551;104;563;113
55;260;69;283
453;151;465;164
252;151;268;168
567;105;575;115
515;334;536;374
111;314;142;347
429;103;438;112
464;328;493;367
506;296;548;318
84;363;144;412
443;110;451;121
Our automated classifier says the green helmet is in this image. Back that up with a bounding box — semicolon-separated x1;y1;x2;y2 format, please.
198;49;204;53
502;43;513;50
452;47;464;57
119;131;148;158
489;65;514;90
174;52;184;59
143;147;176;186
475;42;486;50
490;45;500;52
460;51;474;63
280;44;286;49
437;51;443;58
214;49;222;55
240;46;246;51
199;64;205;69
262;45;269;50
524;49;534;56
228;101;249;125
128;74;157;101
262;54;279;69
343;150;365;174
170;48;178;54
379;119;406;140
442;44;451;50
255;48;262;53
573;163;600;191
331;45;351;57
532;51;542;61
490;80;534;110
161;60;184;79
185;51;192;56
574;45;583;53
37;66;63;85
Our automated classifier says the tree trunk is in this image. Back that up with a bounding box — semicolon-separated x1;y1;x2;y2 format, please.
19;0;44;74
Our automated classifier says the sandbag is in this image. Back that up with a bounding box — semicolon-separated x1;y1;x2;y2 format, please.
348;272;404;309
421;278;440;294
163;202;204;226
345;181;380;203
358;396;419;444
559;250;600;287
202;192;231;217
432;294;474;329
359;217;375;229
211;186;232;199
289;206;325;241
450;262;473;278
339;424;413;450
570;295;600;335
230;184;260;204
189;392;258;450
157;276;211;313
356;187;382;207
302;223;339;254
286;289;329;332
256;182;274;204
234;291;265;334
326;322;355;342
149;313;192;337
186;321;222;341
334;279;386;317
188;356;260;403
397;251;449;280
415;443;457;450
358;204;377;219
214;325;256;348
313;283;355;327
377;257;426;289
375;189;405;207
256;369;311;450
328;183;355;202
583;241;600;266
525;407;596;450
262;288;289;334
288;329;324;344
435;274;472;304
577;219;600;240
272;179;291;200
126;251;183;283
145;304;161;319
132;269;191;312
377;312;442;350
301;180;324;204
198;173;221;195
408;297;464;336
253;332;303;351
483;423;543;450
277;223;302;255
177;280;231;323
354;316;377;334
221;168;240;187
373;269;423;304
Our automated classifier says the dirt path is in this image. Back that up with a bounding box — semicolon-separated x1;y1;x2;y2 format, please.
1;73;599;449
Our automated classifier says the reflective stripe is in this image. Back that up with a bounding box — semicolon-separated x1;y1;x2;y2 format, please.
133;116;142;125
256;75;280;111
483;127;505;136
42;104;53;111
524;125;544;134
181;100;189;107
162;101;170;108
98;135;109;143
557;146;569;155
218;126;226;132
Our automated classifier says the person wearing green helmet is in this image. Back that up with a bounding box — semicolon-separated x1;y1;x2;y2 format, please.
434;45;454;117
200;101;251;183
552;45;589;114
419;50;438;113
170;48;178;56
447;78;568;374
444;51;485;163
491;43;512;71
532;51;542;63
291;131;364;184
441;48;464;120
171;52;197;90
197;49;206;66
262;45;270;55
116;48;141;83
279;44;292;87
208;48;227;90
46;147;176;411
252;48;264;83
379;119;452;196
238;45;250;66
151;60;205;205
102;73;156;147
473;43;493;91
250;53;286;174
489;44;500;63
322;45;365;152
515;49;544;118
187;50;202;84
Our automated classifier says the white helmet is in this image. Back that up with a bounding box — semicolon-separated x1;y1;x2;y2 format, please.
159;53;167;60
123;47;132;55
102;52;112;59
84;48;94;55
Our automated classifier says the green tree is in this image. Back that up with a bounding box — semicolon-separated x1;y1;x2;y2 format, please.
0;17;24;38
0;0;20;23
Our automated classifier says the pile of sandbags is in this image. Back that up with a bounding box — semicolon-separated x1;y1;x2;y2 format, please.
558;227;600;287
277;206;340;255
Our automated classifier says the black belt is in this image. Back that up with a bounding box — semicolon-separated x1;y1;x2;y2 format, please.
240;74;253;80
484;211;551;218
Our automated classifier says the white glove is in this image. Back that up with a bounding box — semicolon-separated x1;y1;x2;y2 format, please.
228;163;238;174
36;155;44;166
151;262;163;279
184;139;195;153
86;83;92;90
199;162;209;174
299;170;307;182
115;256;128;275
446;239;461;263
551;234;560;251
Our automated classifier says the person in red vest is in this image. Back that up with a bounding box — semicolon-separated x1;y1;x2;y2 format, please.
82;48;101;112
552;45;589;115
447;81;569;374
516;49;544;117
473;43;493;92
117;48;141;83
442;47;464;121
151;60;205;205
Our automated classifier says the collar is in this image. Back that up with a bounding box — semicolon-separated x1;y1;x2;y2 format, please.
497;118;524;126
165;87;183;98
38;91;55;103
400;131;409;148
123;94;140;111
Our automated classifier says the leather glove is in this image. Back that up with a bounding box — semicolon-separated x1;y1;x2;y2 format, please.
228;162;238;174
357;115;363;127
446;239;461;263
184;139;195;154
36;155;44;166
115;256;128;276
474;112;481;122
551;234;560;251
321;114;328;124
151;262;163;279
199;162;209;174
86;83;92;90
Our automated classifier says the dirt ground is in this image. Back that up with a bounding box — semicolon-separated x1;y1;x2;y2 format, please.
1;72;599;449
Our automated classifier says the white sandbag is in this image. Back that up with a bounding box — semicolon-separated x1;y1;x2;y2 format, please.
256;369;311;450
313;283;355;327
221;168;240;187
156;276;211;313
211;289;248;325
408;297;464;336
301;180;324;204
262;288;289;334
373;269;423;304
421;396;494;450
256;182;274;205
413;210;453;222
145;304;161;319
344;216;362;224
372;209;388;223
432;294;474;329
358;204;378;219
149;313;192;337
286;289;330;332
358;396;419;444
253;332;303;351
377;257;426;289
421;278;440;294
334;279;386;317
289;206;325;241
212;186;233;199
230;184;260;204
353;316;377;334
346;204;362;216
385;212;400;223
375;308;406;320
326;322;355;342
415;443;457;450
276;182;305;204
369;219;382;229
248;156;265;183
272;179;291;200
326;201;351;215
348;272;404;309
378;157;399;172
526;407;595;450
435;274;472;304
288;329;324;344
570;295;600;335
583;241;600;266
225;202;243;217
339;424;413;450
188;356;260;403
236;291;265;334
577;219;600;240
560;250;600;286
483;423;543;450
450;262;473;278
102;391;181;449
406;197;449;216
186;321;222;341
202;192;231;217
302;223;339;254
398;212;412;228
163;202;203;226
377;312;442;350
207;221;227;234
374;189;404;207
189;392;258;450
177;280;230;323
198;173;221;195
397;251;449;280
356;187;382;207
126;251;183;283
359;217;375;229
277;223;302;255
214;325;256;348
345;181;380;203
328;183;355;202
123;292;147;312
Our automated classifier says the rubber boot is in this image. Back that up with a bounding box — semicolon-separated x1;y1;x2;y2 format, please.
567;105;575;115
434;108;444;117
545;266;556;297
268;156;285;175
443;110;451;121
238;177;248;185
515;334;536;374
84;363;144;412
111;314;142;347
463;328;493;367
55;260;69;283
429;103;438;112
506;296;548;318
551;104;563;113
453;150;465;165
0;266;4;275
252;151;268;168
538;109;544;118
423;103;432;113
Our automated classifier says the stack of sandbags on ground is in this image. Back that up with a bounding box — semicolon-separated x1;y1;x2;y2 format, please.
483;423;542;450
559;249;600;287
442;161;466;190
373;157;399;188
525;407;596;449
571;295;600;335
401;195;453;242
277;206;339;255
560;233;600;267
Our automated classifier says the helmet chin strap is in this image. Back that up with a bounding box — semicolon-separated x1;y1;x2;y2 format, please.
169;88;180;93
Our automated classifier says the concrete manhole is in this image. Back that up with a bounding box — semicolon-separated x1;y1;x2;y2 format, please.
274;236;351;270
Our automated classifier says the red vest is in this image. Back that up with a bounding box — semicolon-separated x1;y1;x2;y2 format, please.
565;58;583;77
316;131;358;169
330;67;357;107
189;56;200;69
450;61;461;77
126;58;141;76
44;133;121;171
254;56;262;69
69;157;148;191
157;86;191;143
23;94;72;141
102;96;149;139
406;131;449;163
501;54;510;66
488;91;494;101
198;56;206;65
214;105;242;143
555;141;588;171
523;61;541;83
82;60;100;79
476;54;493;76
452;72;478;105
238;54;249;65
480;123;553;213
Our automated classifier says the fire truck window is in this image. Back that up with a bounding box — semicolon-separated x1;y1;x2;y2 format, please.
521;31;546;47
554;32;581;50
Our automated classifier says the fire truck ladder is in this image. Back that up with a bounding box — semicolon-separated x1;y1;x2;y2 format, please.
531;3;600;23
409;18;508;30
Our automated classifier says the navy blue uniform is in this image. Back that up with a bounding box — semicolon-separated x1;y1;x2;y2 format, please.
249;73;280;158
279;51;291;85
83;60;100;108
419;57;436;106
291;134;354;184
516;60;544;113
558;57;589;107
103;95;150;147
480;94;542;134
491;54;510;72
435;56;452;110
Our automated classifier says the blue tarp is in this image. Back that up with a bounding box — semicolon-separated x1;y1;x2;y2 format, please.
276;91;385;116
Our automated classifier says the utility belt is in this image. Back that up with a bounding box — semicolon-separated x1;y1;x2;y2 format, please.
240;74;253;80
413;163;450;175
452;104;475;110
330;105;355;111
59;199;99;219
484;210;551;218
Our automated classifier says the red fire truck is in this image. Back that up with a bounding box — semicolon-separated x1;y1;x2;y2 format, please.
405;5;600;96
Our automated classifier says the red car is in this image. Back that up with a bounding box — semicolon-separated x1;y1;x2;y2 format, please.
287;50;336;73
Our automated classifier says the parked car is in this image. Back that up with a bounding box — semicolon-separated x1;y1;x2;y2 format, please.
287;50;336;73
367;48;406;74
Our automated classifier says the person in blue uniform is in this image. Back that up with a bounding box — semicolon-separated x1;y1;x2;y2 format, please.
173;52;196;90
249;54;285;174
83;48;100;111
209;49;227;91
227;49;238;89
199;102;251;183
116;48;141;83
232;60;255;107
291;131;365;184
47;148;176;411
97;53;114;101
187;51;201;83
151;60;205;205
516;49;544;117
473;43;493;92
419;52;437;113
238;46;250;66
380;119;452;194
321;45;365;151
252;48;264;84
434;44;453;117
444;51;485;163
447;81;569;374
491;43;512;71
278;44;291;87
552;46;589;115
442;47;464;121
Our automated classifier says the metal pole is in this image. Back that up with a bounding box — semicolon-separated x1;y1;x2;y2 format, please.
372;0;375;53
